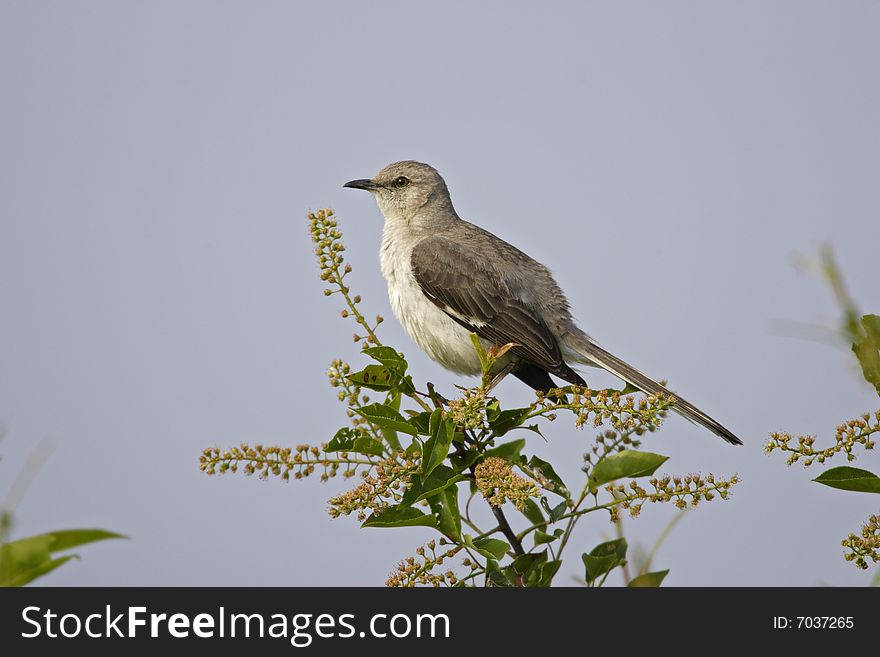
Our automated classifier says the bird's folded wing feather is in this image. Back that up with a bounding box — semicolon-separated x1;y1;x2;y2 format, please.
410;237;568;375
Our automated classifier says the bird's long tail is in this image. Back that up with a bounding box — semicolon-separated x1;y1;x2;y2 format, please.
564;332;742;445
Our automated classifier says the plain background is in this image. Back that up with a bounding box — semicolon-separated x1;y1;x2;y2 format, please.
1;1;878;586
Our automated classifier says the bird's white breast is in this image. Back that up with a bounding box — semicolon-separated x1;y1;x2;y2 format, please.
379;224;483;376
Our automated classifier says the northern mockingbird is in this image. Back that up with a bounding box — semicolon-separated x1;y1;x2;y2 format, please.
344;161;742;445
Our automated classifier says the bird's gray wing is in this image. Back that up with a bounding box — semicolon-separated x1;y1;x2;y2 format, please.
410;237;574;379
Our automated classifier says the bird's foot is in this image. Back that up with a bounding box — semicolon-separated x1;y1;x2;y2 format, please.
485;360;517;395
425;382;448;408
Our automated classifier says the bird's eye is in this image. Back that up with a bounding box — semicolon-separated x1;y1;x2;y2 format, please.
394;176;410;187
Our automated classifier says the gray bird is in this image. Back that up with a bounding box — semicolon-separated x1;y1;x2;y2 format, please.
344;161;742;445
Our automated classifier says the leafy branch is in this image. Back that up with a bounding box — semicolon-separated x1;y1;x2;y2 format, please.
200;209;740;586
1;436;124;586
767;247;880;574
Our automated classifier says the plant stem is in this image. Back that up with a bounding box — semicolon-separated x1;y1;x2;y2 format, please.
555;429;634;559
517;480;733;545
640;509;687;577
490;505;525;556
332;270;380;345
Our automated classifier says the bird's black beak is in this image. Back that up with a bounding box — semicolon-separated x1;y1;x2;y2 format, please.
343;178;379;191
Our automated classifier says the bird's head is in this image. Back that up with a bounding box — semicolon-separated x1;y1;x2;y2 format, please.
344;160;456;225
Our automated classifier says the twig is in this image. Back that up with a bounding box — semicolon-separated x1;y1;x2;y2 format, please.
490;505;525;556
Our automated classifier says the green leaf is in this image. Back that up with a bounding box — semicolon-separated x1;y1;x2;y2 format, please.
398;375;417;395
813;466;880;493
852;314;880;395
347;365;400;391
528;455;567;494
355;403;419;436
428;486;462;541
862;314;880;341
473;538;510;560
485;559;514;587
416;474;467;502
418;466;467;500
362;346;408;374
325;427;359;452
31;529;126;553
488;407;533;437
512;551;559;587
541;497;568;522
0;534;53;586
521;424;545;438
421;409;454;480
404;440;422;459
324;428;384;456
469;333;490;376
2;555;78;587
536;560;562;587
517;498;545;526
362;506;437;529
485;398;502;421
513;551;547;584
449;448;480;471
379;391;403;451
589;450;669;489
401;465;467;504
0;529;123;586
582;553;617;583
628;569;669;587
485;439;526;463
463;534;510;560
599;537;628;560
534;529;562;546
407;411;433;436
582;538;628;584
351;437;385;456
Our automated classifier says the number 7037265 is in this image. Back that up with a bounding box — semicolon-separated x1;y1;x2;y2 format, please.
773;617;854;629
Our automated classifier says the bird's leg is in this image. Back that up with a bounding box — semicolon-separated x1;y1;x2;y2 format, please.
484;360;517;395
426;382;448;408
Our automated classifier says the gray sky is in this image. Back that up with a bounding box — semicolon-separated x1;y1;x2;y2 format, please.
1;1;878;586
